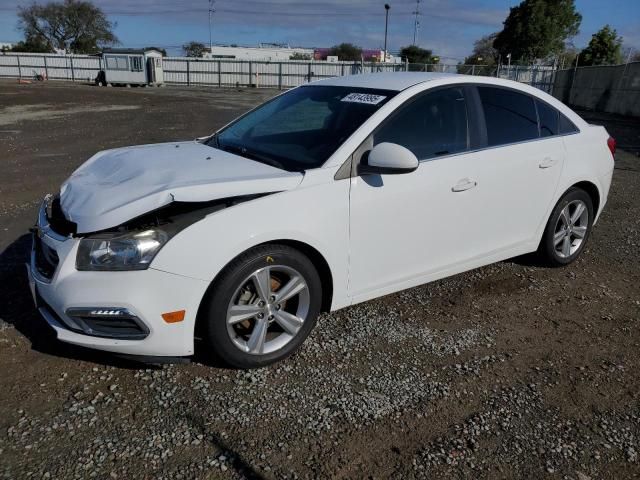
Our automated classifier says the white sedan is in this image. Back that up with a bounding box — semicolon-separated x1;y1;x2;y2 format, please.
29;73;615;368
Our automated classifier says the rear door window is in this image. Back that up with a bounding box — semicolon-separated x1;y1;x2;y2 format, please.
373;87;469;160
478;87;538;146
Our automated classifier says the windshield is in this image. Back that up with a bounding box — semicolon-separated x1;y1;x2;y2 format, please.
208;85;397;171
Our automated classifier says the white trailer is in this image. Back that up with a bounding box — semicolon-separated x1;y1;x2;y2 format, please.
96;48;164;86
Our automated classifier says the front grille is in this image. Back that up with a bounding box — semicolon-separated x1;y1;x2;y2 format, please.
47;196;77;237
33;235;59;280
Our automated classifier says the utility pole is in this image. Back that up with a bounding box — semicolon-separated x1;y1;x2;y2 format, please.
412;0;420;45
383;4;390;63
208;0;215;53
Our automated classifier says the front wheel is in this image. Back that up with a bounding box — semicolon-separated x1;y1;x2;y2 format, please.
201;245;322;368
537;187;594;266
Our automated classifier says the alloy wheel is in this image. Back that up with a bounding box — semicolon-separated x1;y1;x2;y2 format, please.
226;265;310;355
553;199;589;259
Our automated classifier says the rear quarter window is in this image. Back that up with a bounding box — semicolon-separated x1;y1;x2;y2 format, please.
559;113;579;134
478;87;539;146
536;100;559;137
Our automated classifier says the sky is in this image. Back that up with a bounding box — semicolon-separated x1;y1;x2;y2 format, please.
0;0;638;61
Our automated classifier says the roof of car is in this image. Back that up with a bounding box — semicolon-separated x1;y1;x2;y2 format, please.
311;72;460;91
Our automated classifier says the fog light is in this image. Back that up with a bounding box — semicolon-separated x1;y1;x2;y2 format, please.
65;307;149;340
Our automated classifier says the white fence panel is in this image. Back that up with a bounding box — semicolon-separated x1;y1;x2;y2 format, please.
192;58;221;86
0;54;20;78
163;57;188;84
0;53;557;92
69;55;101;82
41;55;72;80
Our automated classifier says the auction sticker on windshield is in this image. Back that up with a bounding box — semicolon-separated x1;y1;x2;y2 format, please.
341;93;387;105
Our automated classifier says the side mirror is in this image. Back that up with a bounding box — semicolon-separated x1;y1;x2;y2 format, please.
358;142;419;175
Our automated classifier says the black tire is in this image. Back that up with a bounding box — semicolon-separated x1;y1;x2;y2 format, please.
537;187;594;267
201;244;322;369
95;71;106;86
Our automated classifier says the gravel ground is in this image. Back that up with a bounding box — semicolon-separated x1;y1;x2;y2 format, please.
0;80;639;479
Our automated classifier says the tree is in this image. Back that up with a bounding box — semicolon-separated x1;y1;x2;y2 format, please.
10;38;51;53
183;41;206;58
289;52;311;61
463;33;499;65
399;45;434;64
328;43;362;61
579;25;623;66
17;0;118;54
493;0;581;64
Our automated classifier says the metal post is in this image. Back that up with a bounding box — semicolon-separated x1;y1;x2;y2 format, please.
186;59;190;86
16;54;21;79
341;62;345;76
208;0;214;52
43;55;49;80
569;53;579;104
218;60;222;87
622;47;633;78
248;61;252;87
278;62;282;90
307;62;312;82
70;56;75;82
471;64;475;76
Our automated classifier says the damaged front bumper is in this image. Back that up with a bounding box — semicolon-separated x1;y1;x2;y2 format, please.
27;197;210;357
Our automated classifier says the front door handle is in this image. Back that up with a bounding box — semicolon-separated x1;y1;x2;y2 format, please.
539;157;558;169
451;178;477;192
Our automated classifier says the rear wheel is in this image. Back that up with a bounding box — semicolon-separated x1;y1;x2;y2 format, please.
201;245;322;368
538;188;594;266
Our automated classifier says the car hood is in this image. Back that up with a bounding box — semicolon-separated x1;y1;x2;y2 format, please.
60;141;303;233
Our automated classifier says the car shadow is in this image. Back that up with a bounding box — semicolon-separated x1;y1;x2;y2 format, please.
506;252;546;268
0;233;162;369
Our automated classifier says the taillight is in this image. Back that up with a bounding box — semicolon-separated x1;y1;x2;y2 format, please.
607;137;616;157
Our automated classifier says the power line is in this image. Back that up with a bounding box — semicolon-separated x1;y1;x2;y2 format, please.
0;7;418;17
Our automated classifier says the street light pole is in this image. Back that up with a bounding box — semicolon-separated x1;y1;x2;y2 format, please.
208;0;215;53
383;4;390;63
412;0;420;45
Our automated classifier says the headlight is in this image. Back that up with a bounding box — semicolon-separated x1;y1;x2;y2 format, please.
76;229;169;271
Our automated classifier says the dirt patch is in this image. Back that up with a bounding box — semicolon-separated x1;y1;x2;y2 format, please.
0;103;140;126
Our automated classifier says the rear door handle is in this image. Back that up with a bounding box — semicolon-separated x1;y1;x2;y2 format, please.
539;157;558;169
451;178;477;192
